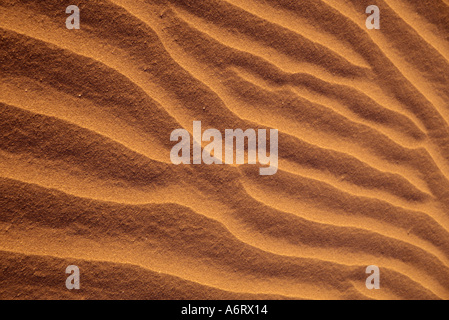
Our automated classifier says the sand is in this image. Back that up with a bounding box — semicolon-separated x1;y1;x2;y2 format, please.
0;0;449;300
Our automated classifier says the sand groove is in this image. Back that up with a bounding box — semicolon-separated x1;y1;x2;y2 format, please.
1;0;449;299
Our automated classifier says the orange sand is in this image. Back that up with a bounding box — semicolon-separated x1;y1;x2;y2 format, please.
1;0;449;300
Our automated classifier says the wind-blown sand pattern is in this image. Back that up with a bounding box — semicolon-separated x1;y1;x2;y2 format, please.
1;0;449;300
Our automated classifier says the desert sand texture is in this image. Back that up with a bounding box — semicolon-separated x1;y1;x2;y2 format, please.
1;0;449;300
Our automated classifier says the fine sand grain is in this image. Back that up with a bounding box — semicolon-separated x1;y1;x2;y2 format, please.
1;0;449;300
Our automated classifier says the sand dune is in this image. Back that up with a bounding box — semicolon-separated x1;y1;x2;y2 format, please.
0;0;449;299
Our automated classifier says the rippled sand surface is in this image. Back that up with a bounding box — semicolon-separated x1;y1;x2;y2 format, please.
1;0;449;299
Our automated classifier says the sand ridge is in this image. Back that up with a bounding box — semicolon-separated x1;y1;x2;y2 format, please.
1;0;449;299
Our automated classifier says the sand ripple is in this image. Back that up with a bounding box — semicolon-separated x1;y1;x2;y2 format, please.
1;0;449;299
